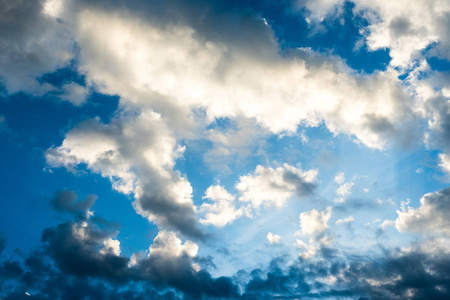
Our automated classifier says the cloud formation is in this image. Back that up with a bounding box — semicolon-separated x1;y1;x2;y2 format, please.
396;187;450;236
236;163;318;209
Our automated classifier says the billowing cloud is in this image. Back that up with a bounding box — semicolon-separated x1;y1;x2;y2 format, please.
50;190;97;219
336;215;354;224
396;187;450;236
439;153;450;175
299;207;332;236
199;185;244;227
267;232;282;245
303;0;450;68
0;0;73;94
296;207;333;259
59;82;90;106
46;114;204;239
0;192;238;299
236;163;318;208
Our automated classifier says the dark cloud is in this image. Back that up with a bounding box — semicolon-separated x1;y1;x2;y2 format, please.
138;190;207;240
2;199;450;299
50;190;97;219
0;232;5;255
0;0;74;94
240;250;450;300
0;191;237;299
282;168;318;196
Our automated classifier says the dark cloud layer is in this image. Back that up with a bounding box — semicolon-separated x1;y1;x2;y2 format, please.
2;192;450;299
50;190;97;219
0;191;237;300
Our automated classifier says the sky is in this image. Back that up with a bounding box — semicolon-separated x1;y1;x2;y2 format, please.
1;0;450;299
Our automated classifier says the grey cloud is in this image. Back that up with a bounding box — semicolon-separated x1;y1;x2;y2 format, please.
0;0;74;94
2;211;450;299
50;190;97;219
396;187;450;236
241;250;450;300
137;189;206;240
0;193;238;299
46;116;206;239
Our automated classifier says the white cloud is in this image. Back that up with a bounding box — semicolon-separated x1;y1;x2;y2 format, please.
334;172;345;184
128;250;148;267
295;238;318;259
99;238;121;256
199;185;244;227
379;220;395;229
267;232;282;245
70;6;418;150
302;0;450;69
149;231;198;259
336;216;354;224
299;207;332;236
335;181;354;203
0;0;73;95
396;187;450;236
60;83;89;106
439;153;450;175
46;111;203;238
236;163;318;209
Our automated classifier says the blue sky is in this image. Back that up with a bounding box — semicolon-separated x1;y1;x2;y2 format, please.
1;0;450;299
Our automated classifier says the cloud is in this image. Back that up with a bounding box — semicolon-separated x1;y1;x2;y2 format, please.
396;187;450;236
236;163;318;209
46;114;205;239
59;1;419;150
439;153;450;175
199;185;244;227
302;0;450;68
60;82;89;106
242;250;450;299
335;181;354;203
0;194;240;299
3;189;450;299
0;0;73;95
336;215;354;224
50;190;97;219
296;207;333;259
267;232;282;245
299;207;332;236
334;171;345;184
99;238;121;256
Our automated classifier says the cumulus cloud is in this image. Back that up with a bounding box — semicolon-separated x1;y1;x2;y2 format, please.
61;1;419;150
336;215;354;224
60;82;89;106
242;250;450;299
99;238;121;256
149;231;198;260
236;163;318;209
396;187;450;236
46;113;204;239
0;191;239;299
296;207;333;259
3;190;450;299
302;0;450;68
335;181;354;203
439;153;450;175
50;190;97;219
0;0;73;95
299;207;332;236
199;185;244;227
267;232;281;245
334;171;345;184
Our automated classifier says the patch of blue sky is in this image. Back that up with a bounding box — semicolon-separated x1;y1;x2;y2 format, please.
245;0;391;73
0;82;131;255
192;121;448;274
